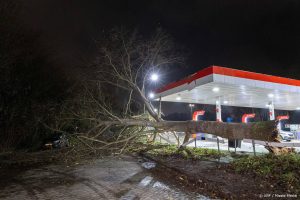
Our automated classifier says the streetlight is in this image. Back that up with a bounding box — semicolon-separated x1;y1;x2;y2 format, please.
150;73;159;82
148;92;154;99
141;71;159;114
142;72;159;95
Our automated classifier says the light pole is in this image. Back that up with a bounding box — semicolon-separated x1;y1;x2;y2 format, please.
143;72;159;114
189;103;195;119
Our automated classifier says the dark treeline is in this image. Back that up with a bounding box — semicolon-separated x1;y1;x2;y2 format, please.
0;1;151;151
0;1;74;150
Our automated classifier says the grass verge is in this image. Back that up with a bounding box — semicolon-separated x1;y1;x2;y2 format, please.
232;153;300;193
133;144;226;159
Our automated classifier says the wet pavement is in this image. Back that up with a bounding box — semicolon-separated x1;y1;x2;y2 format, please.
0;156;210;200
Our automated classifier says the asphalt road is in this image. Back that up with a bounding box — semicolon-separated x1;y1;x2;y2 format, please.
0;156;209;200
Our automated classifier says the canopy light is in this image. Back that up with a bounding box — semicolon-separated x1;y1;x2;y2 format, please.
223;100;228;104
297;107;300;110
268;93;274;98
212;87;220;92
189;103;195;107
176;95;181;101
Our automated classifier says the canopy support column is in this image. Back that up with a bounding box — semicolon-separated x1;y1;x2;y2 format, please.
269;101;275;120
216;97;222;122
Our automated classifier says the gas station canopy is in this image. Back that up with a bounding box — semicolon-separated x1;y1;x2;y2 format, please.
154;66;300;110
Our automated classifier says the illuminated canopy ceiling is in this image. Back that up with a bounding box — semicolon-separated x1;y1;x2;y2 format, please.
154;66;300;110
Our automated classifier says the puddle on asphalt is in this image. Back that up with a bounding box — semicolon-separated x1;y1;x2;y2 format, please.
141;161;156;169
118;161;211;200
138;176;153;187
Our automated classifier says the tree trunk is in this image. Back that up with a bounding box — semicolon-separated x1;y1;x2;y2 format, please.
264;131;295;155
100;120;277;141
182;132;191;146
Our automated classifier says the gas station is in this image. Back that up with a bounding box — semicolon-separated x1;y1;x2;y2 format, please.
154;66;300;153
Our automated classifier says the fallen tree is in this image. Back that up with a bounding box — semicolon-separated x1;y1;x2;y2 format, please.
265;129;296;155
46;28;288;155
96;119;277;141
55;116;278;154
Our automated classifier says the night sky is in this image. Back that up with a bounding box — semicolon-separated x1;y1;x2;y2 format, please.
20;0;300;121
22;0;300;79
